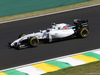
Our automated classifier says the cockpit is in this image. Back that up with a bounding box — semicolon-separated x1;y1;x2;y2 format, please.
51;23;75;30
52;23;67;30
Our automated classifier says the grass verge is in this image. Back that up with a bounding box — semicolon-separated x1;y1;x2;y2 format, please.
0;0;100;22
43;61;100;75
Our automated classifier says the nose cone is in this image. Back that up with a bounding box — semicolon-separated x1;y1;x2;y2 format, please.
10;42;15;47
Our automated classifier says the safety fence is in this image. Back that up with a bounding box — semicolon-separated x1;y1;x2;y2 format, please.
0;0;90;17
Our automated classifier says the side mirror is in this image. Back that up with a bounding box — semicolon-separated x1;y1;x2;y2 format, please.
40;30;42;33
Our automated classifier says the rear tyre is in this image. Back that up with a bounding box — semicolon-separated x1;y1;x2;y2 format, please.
30;37;39;47
78;28;89;38
18;34;26;38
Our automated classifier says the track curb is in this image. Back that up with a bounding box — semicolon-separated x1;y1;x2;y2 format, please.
0;48;100;75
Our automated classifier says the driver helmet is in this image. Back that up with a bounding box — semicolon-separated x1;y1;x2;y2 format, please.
51;22;56;25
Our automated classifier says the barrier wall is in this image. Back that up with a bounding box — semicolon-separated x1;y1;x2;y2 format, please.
0;0;90;17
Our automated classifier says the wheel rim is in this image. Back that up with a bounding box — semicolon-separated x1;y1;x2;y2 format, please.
30;37;39;47
81;28;89;37
32;39;38;46
82;30;88;37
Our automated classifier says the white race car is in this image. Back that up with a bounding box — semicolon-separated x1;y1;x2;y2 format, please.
9;19;89;49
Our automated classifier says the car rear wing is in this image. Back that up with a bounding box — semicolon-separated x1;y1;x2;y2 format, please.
73;19;89;30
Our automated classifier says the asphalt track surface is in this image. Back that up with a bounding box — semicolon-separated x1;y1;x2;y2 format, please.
0;5;100;70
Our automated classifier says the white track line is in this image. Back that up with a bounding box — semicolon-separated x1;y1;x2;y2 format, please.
0;48;100;72
0;4;100;24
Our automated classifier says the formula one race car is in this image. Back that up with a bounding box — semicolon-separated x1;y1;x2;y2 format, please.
9;19;89;49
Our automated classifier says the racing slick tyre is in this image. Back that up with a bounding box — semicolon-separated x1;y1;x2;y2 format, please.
18;34;26;38
78;28;89;38
30;37;39;47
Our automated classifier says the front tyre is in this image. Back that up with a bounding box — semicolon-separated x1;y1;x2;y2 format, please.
30;37;39;47
79;28;89;38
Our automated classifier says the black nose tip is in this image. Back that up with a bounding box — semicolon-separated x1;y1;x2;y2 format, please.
8;42;11;45
8;42;12;48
